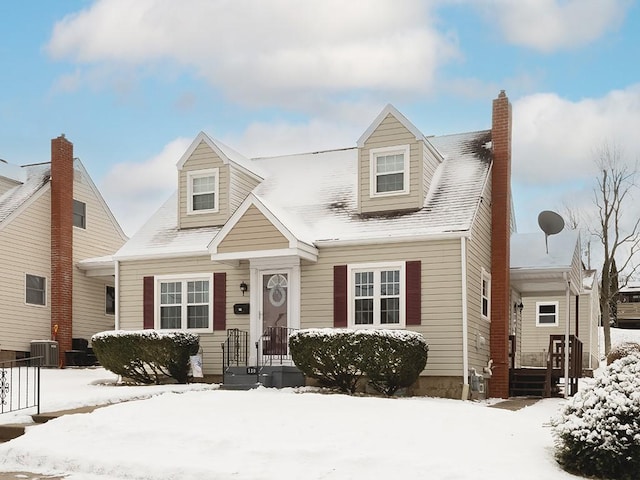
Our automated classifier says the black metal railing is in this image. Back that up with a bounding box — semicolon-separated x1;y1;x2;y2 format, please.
221;329;249;383
0;357;41;415
256;326;296;368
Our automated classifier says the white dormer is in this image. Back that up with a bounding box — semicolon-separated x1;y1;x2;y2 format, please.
356;104;442;215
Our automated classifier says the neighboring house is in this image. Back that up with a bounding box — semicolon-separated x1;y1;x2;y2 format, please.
114;91;515;399
510;231;600;373
0;136;127;365
616;282;640;328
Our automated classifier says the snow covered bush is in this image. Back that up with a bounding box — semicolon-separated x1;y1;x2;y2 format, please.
607;341;640;365
92;330;200;385
358;330;428;396
551;353;640;479
289;329;364;393
289;329;428;395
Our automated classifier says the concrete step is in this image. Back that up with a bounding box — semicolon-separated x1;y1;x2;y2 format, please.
0;424;26;443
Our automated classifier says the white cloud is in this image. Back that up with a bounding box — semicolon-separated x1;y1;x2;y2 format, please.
45;0;458;106
512;85;640;185
100;137;191;236
477;0;630;52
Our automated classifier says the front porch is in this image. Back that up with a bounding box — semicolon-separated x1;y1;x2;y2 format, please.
220;326;305;390
509;334;583;398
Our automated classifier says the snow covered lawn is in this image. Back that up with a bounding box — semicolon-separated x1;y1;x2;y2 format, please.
0;327;637;480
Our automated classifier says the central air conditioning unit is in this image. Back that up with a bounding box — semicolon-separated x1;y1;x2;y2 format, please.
30;340;59;367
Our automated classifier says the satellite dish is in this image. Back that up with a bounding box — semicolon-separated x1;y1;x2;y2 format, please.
538;211;565;253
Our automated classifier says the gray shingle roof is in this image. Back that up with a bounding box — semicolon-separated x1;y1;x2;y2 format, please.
117;129;493;258
0;163;50;225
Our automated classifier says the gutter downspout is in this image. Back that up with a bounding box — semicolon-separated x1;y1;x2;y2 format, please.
115;260;120;330
461;237;470;400
564;273;570;399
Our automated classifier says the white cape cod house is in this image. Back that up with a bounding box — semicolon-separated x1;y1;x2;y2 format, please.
113;92;526;398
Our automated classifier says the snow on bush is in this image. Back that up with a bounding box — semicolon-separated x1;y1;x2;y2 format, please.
606;341;640;365
92;330;200;385
551;353;640;479
289;328;428;395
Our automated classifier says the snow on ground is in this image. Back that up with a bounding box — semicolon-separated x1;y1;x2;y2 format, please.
0;327;638;480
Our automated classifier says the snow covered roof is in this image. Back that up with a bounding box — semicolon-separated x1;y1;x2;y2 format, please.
510;230;580;271
619;282;640;293
118;129;492;259
583;269;597;290
0;163;50;227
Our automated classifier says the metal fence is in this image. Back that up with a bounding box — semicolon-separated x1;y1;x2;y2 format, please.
0;357;40;415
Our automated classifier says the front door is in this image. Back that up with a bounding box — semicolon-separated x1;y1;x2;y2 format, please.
261;272;289;356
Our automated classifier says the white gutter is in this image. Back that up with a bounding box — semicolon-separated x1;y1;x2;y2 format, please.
564;273;570;399
115;260;120;330
461;237;469;400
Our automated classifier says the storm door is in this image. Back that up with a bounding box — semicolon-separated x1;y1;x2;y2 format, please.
261;272;289;356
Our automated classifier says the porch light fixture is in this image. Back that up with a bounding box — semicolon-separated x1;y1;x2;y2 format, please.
514;300;524;314
240;281;248;296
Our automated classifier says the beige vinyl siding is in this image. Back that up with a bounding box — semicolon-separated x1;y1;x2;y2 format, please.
72;174;126;342
0;190;52;353
0;176;20;197
463;177;492;374
229;166;260;214
422;142;442;200
178;141;230;229
118;257;251;375
359;114;424;214
217;205;289;253
578;289;600;369
301;240;464;377
520;292;575;366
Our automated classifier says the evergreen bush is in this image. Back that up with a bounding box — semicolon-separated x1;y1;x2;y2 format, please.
289;328;428;395
551;353;640;480
92;330;200;384
606;341;640;365
289;329;364;393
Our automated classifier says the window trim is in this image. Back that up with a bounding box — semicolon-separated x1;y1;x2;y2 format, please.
155;273;214;333
369;145;410;198
347;261;406;329
481;268;491;321
187;168;219;214
105;285;115;316
25;273;47;307
73;199;86;229
536;301;559;327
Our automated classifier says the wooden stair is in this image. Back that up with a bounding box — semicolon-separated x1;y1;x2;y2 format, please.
510;368;560;397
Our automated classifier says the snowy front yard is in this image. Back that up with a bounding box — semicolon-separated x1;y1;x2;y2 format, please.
0;368;575;480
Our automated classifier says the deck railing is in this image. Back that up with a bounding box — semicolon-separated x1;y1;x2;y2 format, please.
0;357;41;415
544;334;583;397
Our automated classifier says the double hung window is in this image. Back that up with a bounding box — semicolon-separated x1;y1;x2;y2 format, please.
157;275;213;331
26;274;46;306
536;301;558;326
349;263;404;328
370;145;410;196
187;169;218;213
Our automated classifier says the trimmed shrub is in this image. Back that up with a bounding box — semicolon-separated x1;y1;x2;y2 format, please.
607;341;640;365
289;329;364;393
289;328;428;395
92;330;200;384
551;353;640;480
358;330;428;396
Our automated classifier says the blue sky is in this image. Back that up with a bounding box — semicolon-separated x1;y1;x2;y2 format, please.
1;0;639;240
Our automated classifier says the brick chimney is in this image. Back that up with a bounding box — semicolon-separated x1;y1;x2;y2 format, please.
51;134;74;367
489;91;512;398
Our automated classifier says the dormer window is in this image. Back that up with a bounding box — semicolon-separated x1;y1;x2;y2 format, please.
370;145;410;196
187;168;219;214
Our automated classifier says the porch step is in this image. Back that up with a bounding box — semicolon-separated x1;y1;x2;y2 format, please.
0;424;26;443
222;365;305;390
510;368;558;397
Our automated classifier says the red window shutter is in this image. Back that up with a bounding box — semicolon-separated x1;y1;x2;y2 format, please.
406;261;421;325
143;276;154;329
333;265;347;327
213;272;226;331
